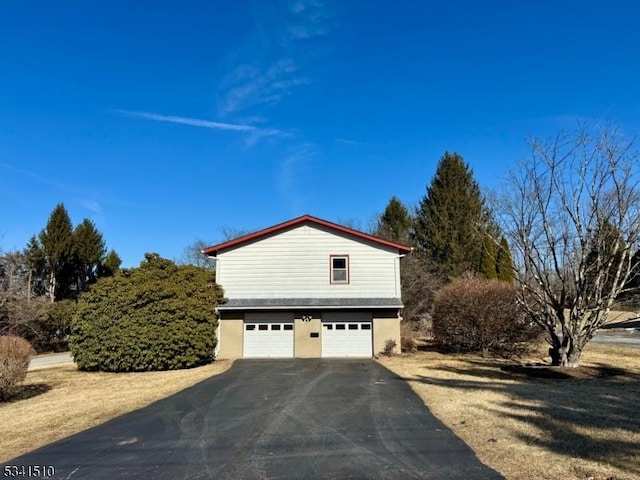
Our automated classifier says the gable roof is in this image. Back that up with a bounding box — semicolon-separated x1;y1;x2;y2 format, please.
202;214;412;256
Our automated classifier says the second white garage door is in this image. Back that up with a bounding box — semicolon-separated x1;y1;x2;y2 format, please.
243;312;294;358
321;312;373;358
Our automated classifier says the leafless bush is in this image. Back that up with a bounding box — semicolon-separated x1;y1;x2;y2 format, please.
381;339;398;356
400;321;417;353
433;278;542;357
0;335;34;401
400;252;446;323
414;314;433;339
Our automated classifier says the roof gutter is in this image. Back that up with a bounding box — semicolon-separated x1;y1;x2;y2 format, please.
217;304;404;311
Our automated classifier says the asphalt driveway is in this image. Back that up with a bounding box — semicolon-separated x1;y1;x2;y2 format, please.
5;360;502;479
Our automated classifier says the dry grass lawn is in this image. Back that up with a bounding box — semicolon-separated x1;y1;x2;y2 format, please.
380;343;640;480
0;360;232;463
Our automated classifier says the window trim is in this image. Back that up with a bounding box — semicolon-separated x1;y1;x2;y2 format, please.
329;254;350;284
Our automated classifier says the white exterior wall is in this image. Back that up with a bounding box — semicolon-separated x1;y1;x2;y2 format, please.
216;224;401;299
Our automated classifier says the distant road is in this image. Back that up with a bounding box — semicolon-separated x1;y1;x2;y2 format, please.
601;319;640;329
29;352;73;369
593;330;640;349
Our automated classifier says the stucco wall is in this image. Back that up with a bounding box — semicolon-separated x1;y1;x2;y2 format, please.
294;314;322;358
217;312;244;359
373;310;401;355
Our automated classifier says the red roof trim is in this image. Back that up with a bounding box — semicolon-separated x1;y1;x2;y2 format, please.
202;214;412;256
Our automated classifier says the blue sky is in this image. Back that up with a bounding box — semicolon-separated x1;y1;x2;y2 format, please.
2;1;640;267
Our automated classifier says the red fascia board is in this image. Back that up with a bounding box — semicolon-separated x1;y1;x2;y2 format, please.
202;214;412;256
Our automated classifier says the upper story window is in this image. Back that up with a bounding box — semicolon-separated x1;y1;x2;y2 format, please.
330;255;349;284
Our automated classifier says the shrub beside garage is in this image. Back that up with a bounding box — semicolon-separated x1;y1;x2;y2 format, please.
69;253;225;372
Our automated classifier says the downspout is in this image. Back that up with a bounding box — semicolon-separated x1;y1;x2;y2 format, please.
396;249;411;322
214;308;221;359
395;253;407;298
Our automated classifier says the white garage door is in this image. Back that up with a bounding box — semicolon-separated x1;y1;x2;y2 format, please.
243;312;294;358
322;320;372;358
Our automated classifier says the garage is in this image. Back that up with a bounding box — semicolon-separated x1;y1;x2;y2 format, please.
243;312;294;358
321;312;373;358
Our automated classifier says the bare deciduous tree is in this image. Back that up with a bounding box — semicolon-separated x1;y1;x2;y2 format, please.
178;238;216;271
399;252;444;326
499;123;640;367
219;227;252;241
0;252;48;340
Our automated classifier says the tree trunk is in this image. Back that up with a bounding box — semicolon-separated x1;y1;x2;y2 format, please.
549;332;583;367
48;270;56;303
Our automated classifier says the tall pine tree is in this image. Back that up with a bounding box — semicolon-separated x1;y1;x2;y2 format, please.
39;203;74;302
23;235;46;298
375;196;413;245
496;237;515;283
73;219;106;292
480;234;497;279
414;152;487;277
99;250;122;277
375;195;444;323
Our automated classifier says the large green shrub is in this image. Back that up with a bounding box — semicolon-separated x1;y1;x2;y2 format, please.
0;335;34;401
433;278;541;357
69;253;224;372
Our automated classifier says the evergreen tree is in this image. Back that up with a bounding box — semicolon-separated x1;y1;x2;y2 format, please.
99;250;122;277
375;196;413;245
39;203;74;302
73;219;106;292
621;249;640;305
414;152;487;277
480;234;497;279
372;195;446;324
23;235;46;298
496;237;515;283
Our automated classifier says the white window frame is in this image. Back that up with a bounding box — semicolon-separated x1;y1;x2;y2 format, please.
330;255;349;284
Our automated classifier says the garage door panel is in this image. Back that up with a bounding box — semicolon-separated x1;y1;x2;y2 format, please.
322;321;372;358
244;322;293;358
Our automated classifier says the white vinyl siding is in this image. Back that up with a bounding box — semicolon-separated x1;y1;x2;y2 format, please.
216;224;401;299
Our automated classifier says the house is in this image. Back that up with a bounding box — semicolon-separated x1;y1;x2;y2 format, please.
202;215;412;358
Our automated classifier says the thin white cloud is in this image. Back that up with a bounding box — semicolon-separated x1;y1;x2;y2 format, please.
81;199;103;216
287;1;330;39
287;24;327;39
112;109;288;138
289;0;325;15
218;58;309;118
335;138;369;147
276;144;316;212
216;0;332;118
